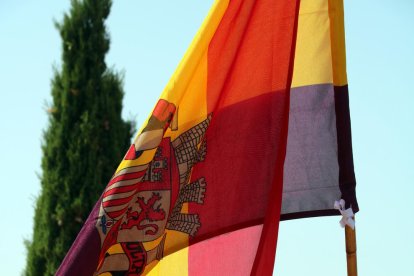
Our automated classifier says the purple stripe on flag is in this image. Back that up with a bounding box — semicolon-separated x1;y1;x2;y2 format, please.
281;83;358;220
56;197;102;276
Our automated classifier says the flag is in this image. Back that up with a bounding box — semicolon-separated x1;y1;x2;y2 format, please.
282;0;358;220
57;0;357;275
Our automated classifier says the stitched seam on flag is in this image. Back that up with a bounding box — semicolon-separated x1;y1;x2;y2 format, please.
328;0;347;86
283;185;339;193
291;82;335;89
280;209;340;221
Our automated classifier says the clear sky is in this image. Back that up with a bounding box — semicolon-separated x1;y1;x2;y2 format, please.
0;1;413;275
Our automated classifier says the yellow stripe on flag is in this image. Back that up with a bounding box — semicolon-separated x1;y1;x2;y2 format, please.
291;0;333;87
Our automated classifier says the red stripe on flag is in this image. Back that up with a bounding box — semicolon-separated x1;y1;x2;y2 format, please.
106;207;129;220
102;194;134;208
190;0;300;274
107;171;146;188
103;183;139;198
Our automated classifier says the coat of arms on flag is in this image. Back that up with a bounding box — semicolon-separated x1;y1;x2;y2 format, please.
95;99;212;274
58;0;358;275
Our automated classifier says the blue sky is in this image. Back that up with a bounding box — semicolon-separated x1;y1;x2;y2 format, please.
0;1;413;275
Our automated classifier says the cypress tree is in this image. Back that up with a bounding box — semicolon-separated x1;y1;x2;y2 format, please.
25;0;132;275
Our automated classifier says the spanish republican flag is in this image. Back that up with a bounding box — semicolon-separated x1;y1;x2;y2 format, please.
58;0;357;275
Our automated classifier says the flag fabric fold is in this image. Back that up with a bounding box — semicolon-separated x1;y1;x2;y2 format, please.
58;0;357;275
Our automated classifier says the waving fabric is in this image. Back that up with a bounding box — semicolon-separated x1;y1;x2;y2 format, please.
57;0;357;275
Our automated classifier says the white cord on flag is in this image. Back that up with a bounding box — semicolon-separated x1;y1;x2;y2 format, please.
334;199;355;230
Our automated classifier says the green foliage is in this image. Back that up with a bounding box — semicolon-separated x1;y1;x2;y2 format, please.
25;0;133;275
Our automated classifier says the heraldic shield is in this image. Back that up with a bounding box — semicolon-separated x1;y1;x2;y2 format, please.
95;99;211;275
